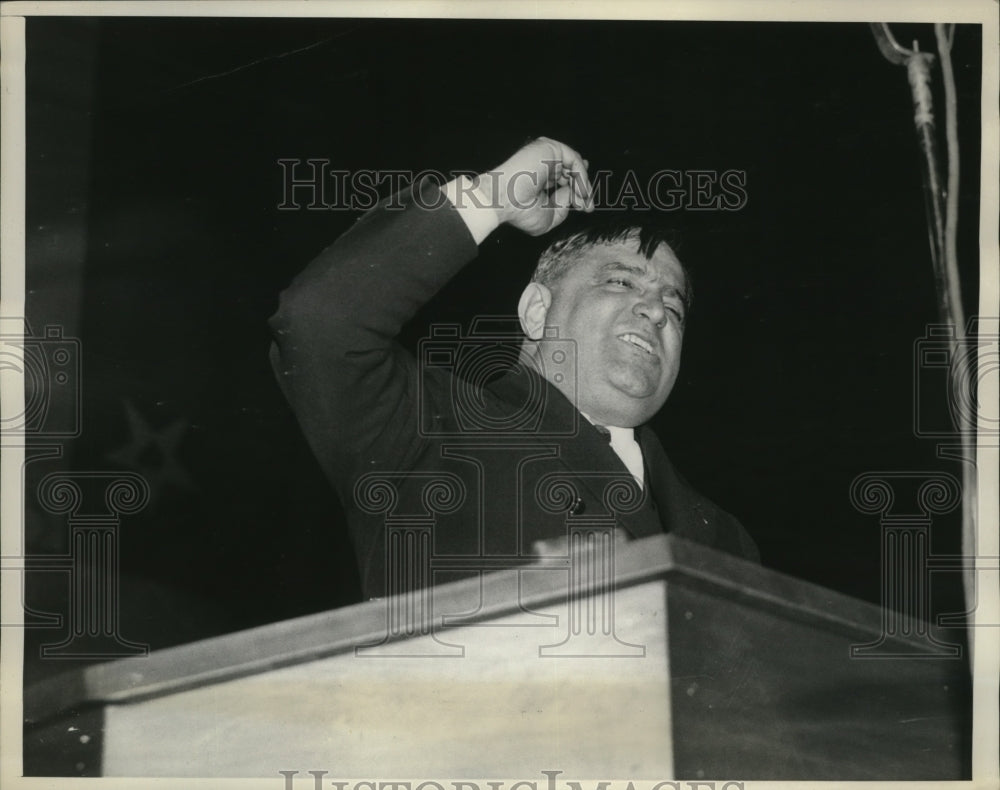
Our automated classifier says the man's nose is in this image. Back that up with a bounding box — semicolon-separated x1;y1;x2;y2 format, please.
633;295;666;328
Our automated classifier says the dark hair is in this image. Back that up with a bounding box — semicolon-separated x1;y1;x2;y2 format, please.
530;214;693;311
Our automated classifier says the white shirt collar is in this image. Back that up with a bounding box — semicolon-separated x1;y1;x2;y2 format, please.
579;412;644;489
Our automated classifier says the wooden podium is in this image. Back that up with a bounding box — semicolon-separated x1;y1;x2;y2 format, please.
24;535;968;779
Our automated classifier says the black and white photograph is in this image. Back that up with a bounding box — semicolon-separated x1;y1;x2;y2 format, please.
1;1;997;786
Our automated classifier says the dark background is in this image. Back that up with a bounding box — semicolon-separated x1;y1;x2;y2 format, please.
21;17;982;680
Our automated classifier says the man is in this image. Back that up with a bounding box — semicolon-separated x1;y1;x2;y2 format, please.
270;137;758;600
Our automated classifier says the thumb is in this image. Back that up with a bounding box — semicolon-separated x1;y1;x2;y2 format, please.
547;183;575;223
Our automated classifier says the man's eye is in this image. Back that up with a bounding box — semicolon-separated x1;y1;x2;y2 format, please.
607;278;633;288
665;305;685;323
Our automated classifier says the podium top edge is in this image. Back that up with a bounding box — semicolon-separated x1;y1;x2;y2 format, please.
24;534;926;722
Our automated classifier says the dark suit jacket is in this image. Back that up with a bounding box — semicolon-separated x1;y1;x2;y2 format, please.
270;178;759;598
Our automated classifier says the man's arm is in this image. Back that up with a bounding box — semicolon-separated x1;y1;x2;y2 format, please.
268;139;593;490
269;178;476;486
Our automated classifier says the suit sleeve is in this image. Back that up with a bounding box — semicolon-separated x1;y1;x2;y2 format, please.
268;178;479;496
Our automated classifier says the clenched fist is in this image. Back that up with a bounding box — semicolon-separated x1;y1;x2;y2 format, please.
474;137;595;236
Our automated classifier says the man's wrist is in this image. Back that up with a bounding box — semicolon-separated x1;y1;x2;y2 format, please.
442;175;501;245
469;172;512;225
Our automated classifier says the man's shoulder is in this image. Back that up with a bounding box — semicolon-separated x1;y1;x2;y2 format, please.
419;361;582;438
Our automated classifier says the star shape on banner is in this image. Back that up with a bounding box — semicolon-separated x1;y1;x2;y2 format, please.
106;399;195;507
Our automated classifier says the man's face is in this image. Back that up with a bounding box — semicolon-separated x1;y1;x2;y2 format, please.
540;239;688;428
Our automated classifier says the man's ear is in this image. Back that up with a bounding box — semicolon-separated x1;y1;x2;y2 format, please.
517;282;552;340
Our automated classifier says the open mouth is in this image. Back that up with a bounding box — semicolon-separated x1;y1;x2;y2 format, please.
619;332;655;356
